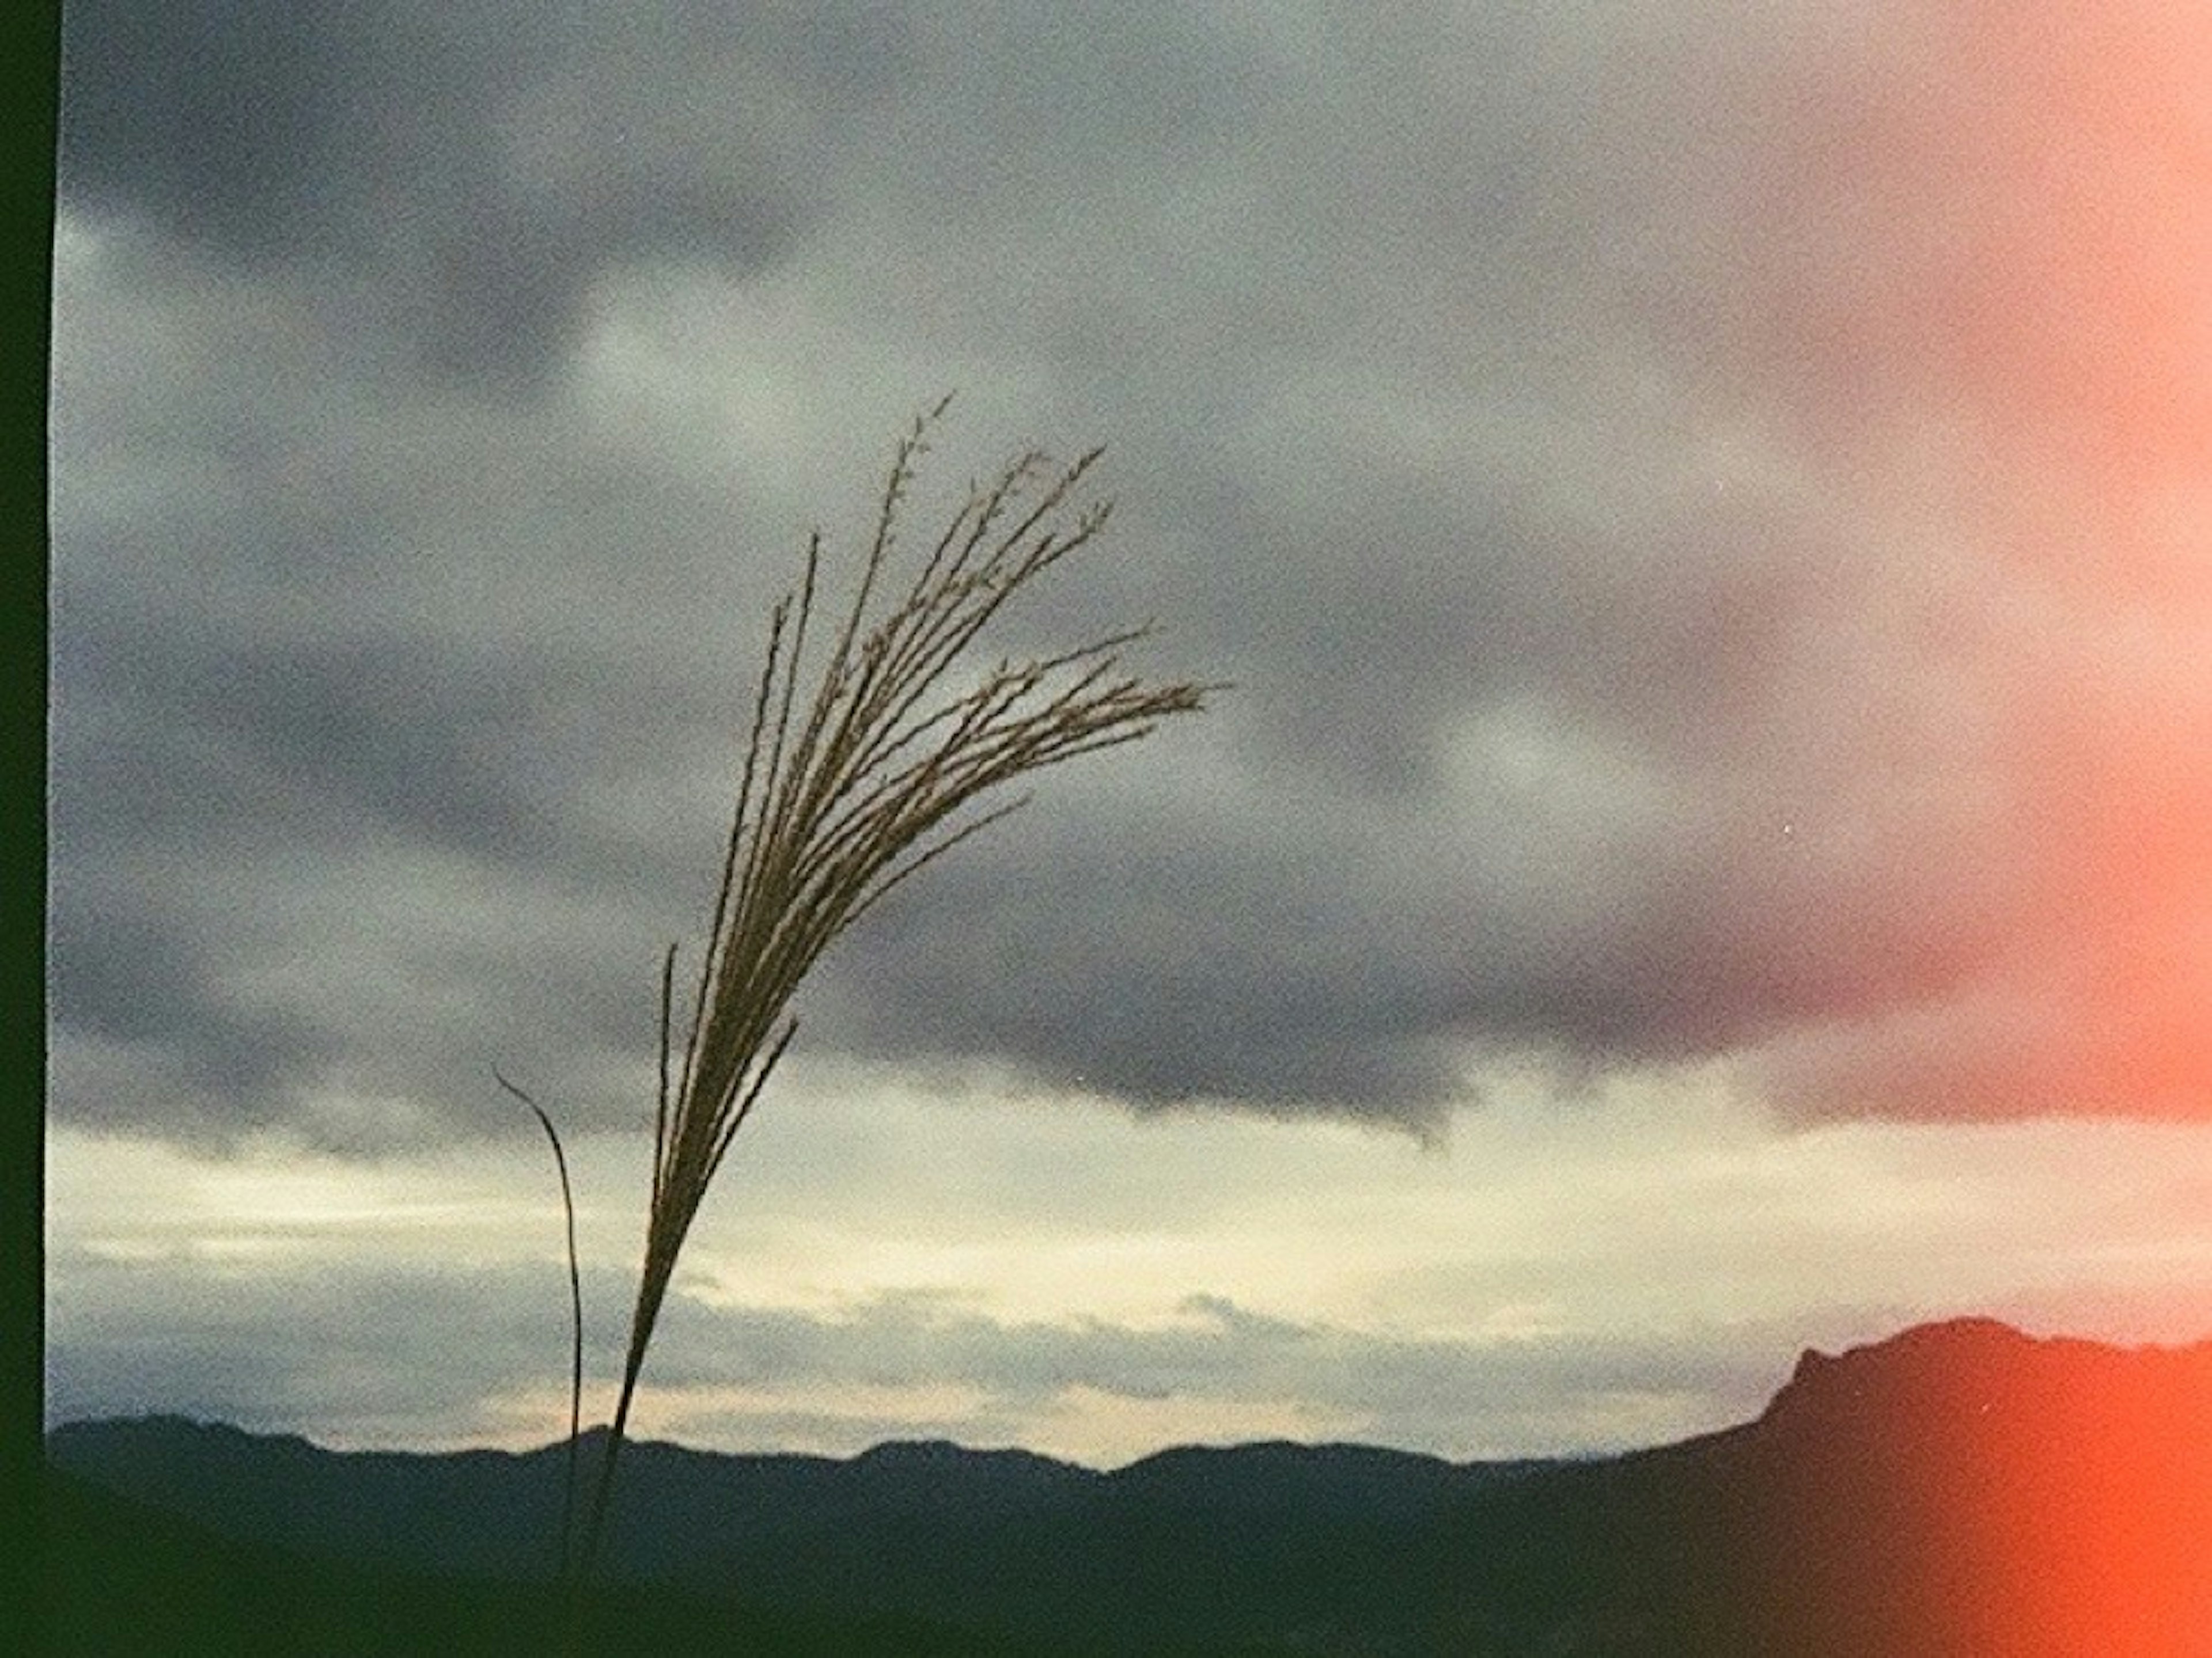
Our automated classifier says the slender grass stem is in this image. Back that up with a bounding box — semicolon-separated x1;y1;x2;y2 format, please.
493;1069;586;1648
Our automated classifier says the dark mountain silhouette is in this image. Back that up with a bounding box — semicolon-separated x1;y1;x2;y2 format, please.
46;1318;2212;1656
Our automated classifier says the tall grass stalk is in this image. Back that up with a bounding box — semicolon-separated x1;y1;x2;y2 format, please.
552;398;1214;1622
496;1070;584;1583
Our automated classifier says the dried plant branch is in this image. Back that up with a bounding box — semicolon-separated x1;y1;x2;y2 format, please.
565;399;1218;1602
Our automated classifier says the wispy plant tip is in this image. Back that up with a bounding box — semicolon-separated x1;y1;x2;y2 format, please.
562;400;1215;1604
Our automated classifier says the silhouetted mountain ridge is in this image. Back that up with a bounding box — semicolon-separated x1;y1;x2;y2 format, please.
47;1318;2212;1655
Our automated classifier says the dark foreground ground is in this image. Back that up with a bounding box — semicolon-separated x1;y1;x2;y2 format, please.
44;1463;1123;1657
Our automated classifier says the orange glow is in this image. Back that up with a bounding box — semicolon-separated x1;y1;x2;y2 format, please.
1740;1329;2212;1652
1725;5;2212;1642
1940;9;2212;1641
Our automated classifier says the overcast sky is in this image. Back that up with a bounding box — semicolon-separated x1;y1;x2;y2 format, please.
47;1;2212;1466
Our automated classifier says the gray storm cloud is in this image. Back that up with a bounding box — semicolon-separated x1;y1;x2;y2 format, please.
50;0;2212;1151
58;0;834;385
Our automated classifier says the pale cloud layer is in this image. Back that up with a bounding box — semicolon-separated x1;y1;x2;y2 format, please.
47;1069;2212;1462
